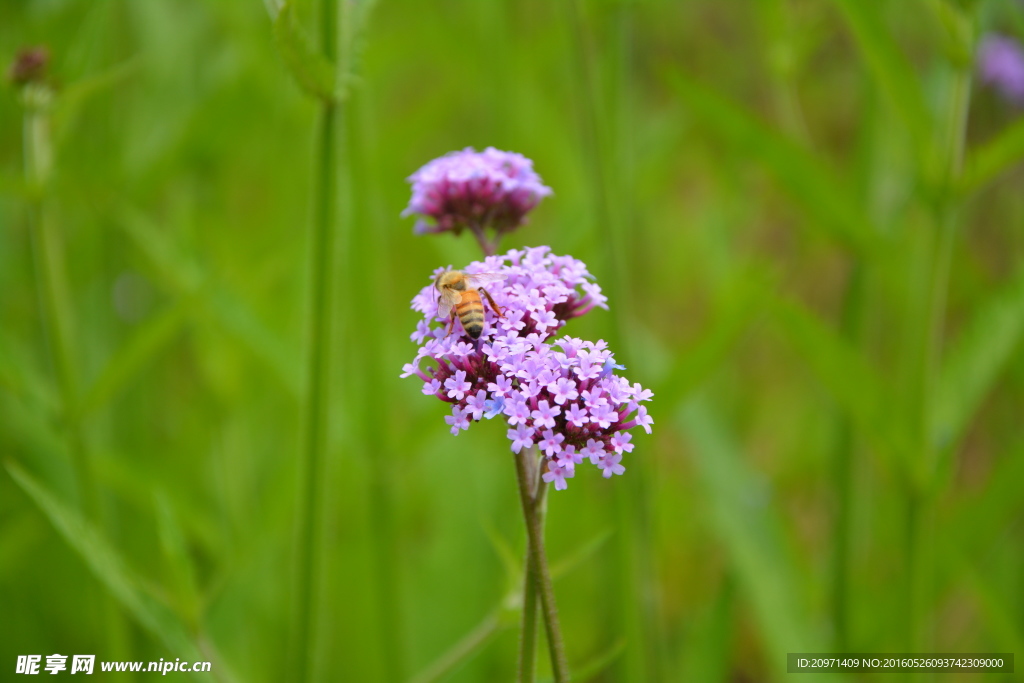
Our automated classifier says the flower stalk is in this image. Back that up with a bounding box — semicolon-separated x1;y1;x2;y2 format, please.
16;47;129;659
513;447;569;683
907;53;972;653
517;456;547;682
22;82;98;518
291;0;340;680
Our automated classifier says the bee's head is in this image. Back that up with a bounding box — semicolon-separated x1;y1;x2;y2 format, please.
436;270;464;291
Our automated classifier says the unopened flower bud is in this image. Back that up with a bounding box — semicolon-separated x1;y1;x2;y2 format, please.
8;46;50;87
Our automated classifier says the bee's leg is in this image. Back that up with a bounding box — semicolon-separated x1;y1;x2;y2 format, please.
480;288;504;318
444;310;457;338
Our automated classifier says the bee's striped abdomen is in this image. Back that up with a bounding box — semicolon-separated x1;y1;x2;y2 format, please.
456;290;485;339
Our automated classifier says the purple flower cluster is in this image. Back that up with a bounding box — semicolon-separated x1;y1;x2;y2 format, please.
978;33;1024;106
401;246;653;490
402;147;553;238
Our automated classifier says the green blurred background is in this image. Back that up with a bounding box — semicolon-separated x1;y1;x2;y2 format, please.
2;0;1023;681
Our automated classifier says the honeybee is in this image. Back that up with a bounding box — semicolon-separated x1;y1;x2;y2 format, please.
435;270;507;339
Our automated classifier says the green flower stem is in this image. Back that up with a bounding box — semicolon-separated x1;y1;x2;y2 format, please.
517;462;547;683
292;0;340;680
513;447;569;683
908;61;972;652
23;86;96;519
832;261;864;652
22;83;127;657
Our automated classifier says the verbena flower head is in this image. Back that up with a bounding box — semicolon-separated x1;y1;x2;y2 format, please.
401;246;653;490
978;33;1024;106
402;147;552;246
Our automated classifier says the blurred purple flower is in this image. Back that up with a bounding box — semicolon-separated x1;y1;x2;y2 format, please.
978;33;1024;106
400;246;652;491
402;147;552;252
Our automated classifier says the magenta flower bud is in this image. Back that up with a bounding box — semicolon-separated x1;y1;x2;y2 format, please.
978;33;1024;106
402;147;553;254
401;246;652;490
8;46;50;87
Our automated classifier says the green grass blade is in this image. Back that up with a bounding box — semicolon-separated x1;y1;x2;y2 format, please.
920;0;973;68
960;562;1024;657
933;263;1024;450
830;0;933;160
481;520;521;589
407;610;506;683
0;335;58;416
937;440;1024;573
79;299;192;417
679;577;735;682
659;271;763;407
273;2;340;102
567;638;626;682
550;529;612;580
115;206;300;396
154;491;202;630
666;70;877;254
938;447;1024;654
961;117;1024;193
54;59;143;133
116;206;203;293
203;286;301;396
677;400;820;678
5;462;207;674
770;295;911;465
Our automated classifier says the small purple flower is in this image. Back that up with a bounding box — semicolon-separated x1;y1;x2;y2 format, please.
610;432;634;454
445;407;470;435
978;34;1024;106
631;406;654;434
531;400;560;430
465;390;489;420
487;375;514;397
542;463;573;491
558;445;583;467
538;430;565;457
582;439;606;465
631;383;654;402
575;357;603;381
565;403;589;428
422;378;442;396
403;147;553;247
519;380;543;400
403;247;652;490
597;452;625;479
444;370;471;401
533;309;558;333
504;396;532;426
549;377;579;405
508;424;535;454
588;402;618;429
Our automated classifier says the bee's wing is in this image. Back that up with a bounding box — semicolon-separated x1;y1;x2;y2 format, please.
463;272;507;290
436;288;461;319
